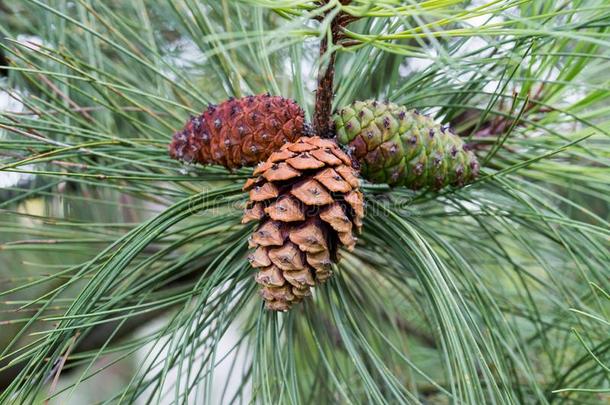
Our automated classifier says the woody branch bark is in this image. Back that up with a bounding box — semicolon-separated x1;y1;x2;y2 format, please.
313;33;336;137
313;1;357;137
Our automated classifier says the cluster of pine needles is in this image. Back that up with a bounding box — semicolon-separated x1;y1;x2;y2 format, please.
0;1;608;403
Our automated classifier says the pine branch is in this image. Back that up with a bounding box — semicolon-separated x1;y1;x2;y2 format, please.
1;0;608;403
313;1;358;137
313;30;337;137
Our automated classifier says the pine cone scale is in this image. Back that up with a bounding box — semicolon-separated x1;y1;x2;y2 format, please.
243;136;364;311
334;100;479;189
169;94;305;169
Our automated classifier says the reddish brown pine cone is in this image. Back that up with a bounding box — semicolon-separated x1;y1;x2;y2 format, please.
242;136;364;311
169;94;306;169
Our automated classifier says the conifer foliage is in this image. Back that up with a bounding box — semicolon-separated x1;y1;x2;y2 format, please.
0;1;608;404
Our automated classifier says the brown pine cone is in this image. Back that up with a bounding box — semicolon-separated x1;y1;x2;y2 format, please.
169;94;306;169
242;136;364;311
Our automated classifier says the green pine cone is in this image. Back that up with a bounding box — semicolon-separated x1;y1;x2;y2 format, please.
334;100;480;189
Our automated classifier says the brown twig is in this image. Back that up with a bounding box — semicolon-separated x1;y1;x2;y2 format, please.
44;332;80;405
392;316;438;348
453;85;550;152
337;39;361;48
312;1;359;137
0;0;13;14
313;34;337;137
35;74;95;123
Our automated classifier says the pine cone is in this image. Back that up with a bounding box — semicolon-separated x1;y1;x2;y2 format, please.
242;136;364;311
334;100;479;189
169;94;306;169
